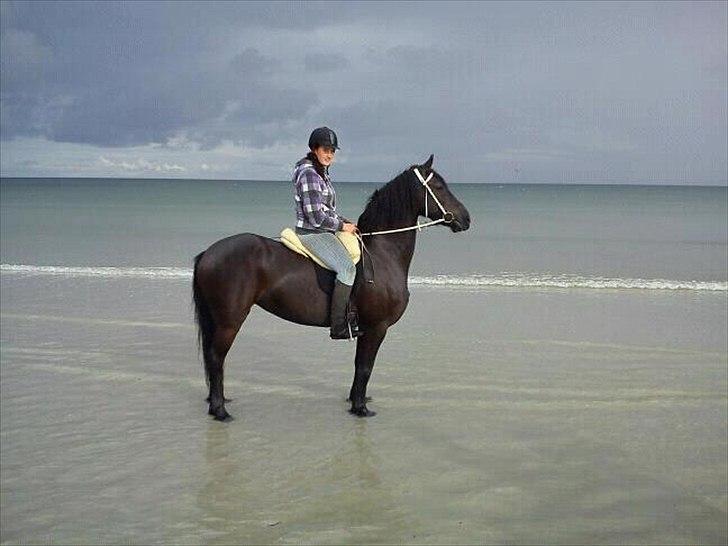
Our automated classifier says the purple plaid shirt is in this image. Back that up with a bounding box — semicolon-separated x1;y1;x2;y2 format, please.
292;159;346;232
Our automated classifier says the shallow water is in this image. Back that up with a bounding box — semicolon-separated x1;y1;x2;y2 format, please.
1;274;726;544
2;177;726;543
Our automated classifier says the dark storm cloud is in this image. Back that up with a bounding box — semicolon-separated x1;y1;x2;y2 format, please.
1;0;726;183
0;1;322;147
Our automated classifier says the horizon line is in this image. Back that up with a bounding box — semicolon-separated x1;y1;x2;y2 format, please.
1;175;727;188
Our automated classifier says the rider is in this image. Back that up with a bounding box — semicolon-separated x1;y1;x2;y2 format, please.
292;127;363;340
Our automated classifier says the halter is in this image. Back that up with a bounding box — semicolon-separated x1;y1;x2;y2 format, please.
358;168;454;237
354;168;456;286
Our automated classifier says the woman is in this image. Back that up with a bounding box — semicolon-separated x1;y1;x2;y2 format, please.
292;126;363;340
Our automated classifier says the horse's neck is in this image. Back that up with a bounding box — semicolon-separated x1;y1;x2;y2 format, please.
367;230;417;274
358;181;421;276
363;207;419;275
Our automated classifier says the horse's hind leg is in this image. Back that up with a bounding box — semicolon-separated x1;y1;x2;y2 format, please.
205;313;248;421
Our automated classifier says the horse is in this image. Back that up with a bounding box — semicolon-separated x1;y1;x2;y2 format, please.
192;154;471;420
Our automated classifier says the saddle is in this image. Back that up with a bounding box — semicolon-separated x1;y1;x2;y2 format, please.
281;228;361;296
279;228;361;267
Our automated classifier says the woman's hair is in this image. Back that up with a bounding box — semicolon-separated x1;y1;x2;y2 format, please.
304;150;328;179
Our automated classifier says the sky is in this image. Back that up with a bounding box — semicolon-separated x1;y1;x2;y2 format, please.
0;0;726;184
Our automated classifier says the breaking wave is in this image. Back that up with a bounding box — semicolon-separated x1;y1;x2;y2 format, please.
0;264;191;279
1;264;725;291
408;273;727;291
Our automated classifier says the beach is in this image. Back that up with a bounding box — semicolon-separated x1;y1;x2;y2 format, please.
1;178;726;544
1;271;726;544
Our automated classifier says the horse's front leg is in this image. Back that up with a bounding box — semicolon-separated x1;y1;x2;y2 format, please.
349;323;387;417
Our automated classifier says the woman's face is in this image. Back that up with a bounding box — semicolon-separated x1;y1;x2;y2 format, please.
313;145;336;167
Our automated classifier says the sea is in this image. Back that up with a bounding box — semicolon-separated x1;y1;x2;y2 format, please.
1;178;727;288
1;177;726;544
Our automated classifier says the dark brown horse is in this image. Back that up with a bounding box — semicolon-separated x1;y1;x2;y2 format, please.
192;154;470;420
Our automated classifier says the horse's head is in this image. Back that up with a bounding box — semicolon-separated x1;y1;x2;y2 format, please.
410;154;471;233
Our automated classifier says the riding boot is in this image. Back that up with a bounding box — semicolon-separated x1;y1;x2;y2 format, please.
330;280;362;340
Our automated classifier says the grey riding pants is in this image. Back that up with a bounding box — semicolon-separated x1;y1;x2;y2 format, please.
297;231;357;286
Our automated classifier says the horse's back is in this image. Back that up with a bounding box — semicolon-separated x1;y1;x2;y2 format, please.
196;232;331;326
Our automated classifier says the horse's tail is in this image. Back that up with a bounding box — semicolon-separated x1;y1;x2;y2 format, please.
192;251;215;385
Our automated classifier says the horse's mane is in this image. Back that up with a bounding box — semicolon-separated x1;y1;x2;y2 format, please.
357;166;421;231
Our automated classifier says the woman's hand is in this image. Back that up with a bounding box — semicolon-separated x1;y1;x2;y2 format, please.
342;222;359;234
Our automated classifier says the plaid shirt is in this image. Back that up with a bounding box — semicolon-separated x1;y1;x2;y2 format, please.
292;159;346;232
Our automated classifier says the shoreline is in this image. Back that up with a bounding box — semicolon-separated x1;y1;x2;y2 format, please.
2;264;727;291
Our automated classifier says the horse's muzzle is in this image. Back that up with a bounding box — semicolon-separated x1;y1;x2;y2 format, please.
449;213;470;232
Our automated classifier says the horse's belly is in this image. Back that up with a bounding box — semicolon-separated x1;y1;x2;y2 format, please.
256;284;330;327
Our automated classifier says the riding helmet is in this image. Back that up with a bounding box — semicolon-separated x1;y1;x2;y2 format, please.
308;127;340;150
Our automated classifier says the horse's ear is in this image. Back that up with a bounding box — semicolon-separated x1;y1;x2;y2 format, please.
422;154;434;170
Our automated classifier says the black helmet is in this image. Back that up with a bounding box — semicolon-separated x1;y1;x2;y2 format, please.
308;126;340;150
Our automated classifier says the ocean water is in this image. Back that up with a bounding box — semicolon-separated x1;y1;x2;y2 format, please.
1;178;726;287
1;177;726;544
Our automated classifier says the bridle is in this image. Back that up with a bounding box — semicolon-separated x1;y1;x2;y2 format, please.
357;168;455;237
355;167;456;285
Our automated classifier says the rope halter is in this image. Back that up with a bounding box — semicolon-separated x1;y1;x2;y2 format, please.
413;167;454;230
353;167;457;285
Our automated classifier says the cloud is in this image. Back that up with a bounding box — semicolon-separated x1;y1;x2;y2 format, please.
230;47;280;75
0;1;725;184
304;53;350;72
1;37;319;149
224;85;319;126
98;155;186;173
0;135;305;179
0;28;53;88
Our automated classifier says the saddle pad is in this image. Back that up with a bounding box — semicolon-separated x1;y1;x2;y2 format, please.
280;228;361;269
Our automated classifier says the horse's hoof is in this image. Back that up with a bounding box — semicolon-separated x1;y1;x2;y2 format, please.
349;407;376;418
346;396;372;403
209;406;232;421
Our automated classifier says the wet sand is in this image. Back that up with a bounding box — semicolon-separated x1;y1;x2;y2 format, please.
1;274;726;544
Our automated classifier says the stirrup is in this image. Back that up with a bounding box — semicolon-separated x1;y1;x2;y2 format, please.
347;310;364;340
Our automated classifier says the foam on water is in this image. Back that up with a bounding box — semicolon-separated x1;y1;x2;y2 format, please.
409;273;728;291
2;263;725;291
0;264;190;279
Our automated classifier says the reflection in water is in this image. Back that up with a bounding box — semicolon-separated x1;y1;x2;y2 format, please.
195;423;250;542
351;421;382;486
272;421;409;544
191;418;409;544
